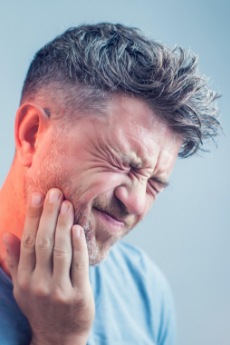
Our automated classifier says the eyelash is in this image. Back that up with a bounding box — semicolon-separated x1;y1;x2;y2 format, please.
148;180;160;194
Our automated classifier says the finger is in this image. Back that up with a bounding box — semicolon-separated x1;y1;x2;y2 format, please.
35;188;63;274
19;192;44;274
52;201;74;284
71;225;89;289
3;232;21;281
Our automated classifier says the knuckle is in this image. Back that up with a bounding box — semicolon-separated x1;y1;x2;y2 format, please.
36;235;52;250
73;291;92;312
21;234;35;249
32;282;50;298
73;260;87;272
51;287;69;305
17;276;30;292
75;291;84;305
53;247;68;259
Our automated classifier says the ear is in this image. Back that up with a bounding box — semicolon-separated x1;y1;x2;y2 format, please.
14;103;49;167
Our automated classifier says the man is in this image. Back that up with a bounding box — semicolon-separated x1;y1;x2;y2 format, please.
0;23;220;345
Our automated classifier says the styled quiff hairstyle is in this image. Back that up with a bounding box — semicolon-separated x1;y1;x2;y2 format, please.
21;23;221;157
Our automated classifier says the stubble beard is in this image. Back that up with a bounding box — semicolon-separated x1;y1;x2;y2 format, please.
73;204;109;266
23;173;117;266
73;201;127;265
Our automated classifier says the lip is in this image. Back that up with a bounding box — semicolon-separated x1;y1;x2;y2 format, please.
93;207;125;229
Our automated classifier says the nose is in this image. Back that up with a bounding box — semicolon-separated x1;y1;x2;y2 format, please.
114;179;147;216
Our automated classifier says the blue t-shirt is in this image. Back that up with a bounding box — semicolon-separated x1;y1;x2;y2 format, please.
0;241;176;344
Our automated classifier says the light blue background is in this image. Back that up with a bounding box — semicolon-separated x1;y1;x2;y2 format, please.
0;1;229;344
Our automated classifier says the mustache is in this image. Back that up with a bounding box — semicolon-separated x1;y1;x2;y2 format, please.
92;196;131;224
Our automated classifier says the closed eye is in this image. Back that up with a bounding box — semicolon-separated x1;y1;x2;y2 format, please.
149;176;169;193
146;181;160;196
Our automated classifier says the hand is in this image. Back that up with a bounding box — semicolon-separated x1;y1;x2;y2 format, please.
3;188;95;345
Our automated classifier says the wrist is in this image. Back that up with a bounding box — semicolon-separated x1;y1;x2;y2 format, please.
30;333;88;345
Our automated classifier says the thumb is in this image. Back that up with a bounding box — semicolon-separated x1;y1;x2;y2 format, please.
2;233;21;279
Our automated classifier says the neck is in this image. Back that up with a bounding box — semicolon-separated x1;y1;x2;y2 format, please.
0;162;26;272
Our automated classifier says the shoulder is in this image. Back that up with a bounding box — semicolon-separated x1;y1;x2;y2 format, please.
109;240;170;285
99;240;175;311
112;241;177;343
90;241;177;344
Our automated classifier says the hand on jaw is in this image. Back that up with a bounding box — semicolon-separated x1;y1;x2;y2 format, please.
3;188;95;345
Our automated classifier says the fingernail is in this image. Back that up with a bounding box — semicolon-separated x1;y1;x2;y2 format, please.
60;202;70;214
73;225;82;238
48;189;61;203
31;193;43;207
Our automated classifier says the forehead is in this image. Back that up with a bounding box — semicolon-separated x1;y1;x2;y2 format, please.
62;94;182;171
94;95;180;155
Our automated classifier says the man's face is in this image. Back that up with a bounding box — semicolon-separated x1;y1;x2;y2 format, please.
25;94;182;265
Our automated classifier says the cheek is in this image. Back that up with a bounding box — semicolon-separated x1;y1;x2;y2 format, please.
77;171;128;201
139;195;154;221
146;196;155;213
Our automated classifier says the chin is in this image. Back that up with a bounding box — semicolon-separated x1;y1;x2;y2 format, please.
88;246;111;266
80;209;131;266
86;234;117;266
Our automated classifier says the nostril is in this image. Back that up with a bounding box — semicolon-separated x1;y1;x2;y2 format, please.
114;184;146;215
114;194;129;215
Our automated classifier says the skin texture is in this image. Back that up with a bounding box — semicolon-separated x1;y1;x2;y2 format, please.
23;94;182;264
0;93;182;344
3;190;94;345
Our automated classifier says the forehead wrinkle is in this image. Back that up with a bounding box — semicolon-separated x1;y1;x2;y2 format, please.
116;126;160;167
113;144;157;171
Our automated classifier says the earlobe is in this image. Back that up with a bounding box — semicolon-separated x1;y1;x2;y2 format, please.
14;103;48;167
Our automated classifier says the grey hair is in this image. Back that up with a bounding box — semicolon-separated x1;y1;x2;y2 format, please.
20;23;221;157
